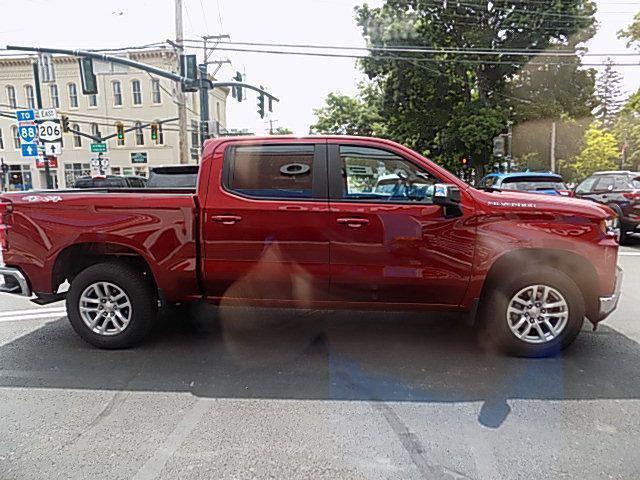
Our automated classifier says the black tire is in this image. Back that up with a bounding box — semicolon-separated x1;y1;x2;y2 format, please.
479;266;585;357
66;261;158;349
619;228;629;245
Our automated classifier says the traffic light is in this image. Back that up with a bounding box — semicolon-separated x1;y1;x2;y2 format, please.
180;54;198;92
116;122;125;141
150;122;159;143
232;71;243;102
78;58;98;95
257;86;265;119
61;114;70;133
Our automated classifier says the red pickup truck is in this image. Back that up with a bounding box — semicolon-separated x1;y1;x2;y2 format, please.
0;136;623;357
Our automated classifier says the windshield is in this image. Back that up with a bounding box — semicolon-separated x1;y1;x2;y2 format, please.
501;178;567;191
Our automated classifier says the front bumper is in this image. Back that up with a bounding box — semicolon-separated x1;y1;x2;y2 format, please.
0;266;32;297
598;266;623;321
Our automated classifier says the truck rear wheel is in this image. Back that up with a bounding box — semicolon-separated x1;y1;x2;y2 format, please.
479;266;585;357
66;262;157;349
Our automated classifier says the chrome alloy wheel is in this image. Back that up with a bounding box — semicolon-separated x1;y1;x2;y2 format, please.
79;282;132;336
506;284;569;344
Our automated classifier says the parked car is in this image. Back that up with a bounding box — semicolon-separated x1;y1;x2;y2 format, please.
574;171;640;243
72;175;148;189
0;136;622;357
477;171;571;196
147;165;199;189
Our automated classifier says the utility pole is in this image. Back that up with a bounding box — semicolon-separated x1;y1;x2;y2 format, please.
32;61;53;189
506;121;513;172
175;0;189;164
550;121;557;173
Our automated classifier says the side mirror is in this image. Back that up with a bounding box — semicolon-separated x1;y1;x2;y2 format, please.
433;183;462;218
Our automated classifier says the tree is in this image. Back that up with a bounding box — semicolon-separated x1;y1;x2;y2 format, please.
618;11;640;50
272;127;293;135
594;58;625;129
614;90;640;170
312;1;598;173
571;123;620;179
310;89;386;136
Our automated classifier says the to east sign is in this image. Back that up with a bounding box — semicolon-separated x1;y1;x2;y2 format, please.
38;121;62;142
15;109;35;122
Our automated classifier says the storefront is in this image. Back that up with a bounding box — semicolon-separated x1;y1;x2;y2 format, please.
5;164;33;191
64;162;91;188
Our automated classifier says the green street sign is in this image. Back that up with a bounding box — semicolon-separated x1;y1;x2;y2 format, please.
91;142;107;153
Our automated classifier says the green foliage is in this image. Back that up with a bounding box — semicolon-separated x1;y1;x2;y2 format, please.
571;123;620;180
310;90;386;136
311;0;598;173
272;127;293;135
618;12;640;49
614;90;640;170
594;59;625;129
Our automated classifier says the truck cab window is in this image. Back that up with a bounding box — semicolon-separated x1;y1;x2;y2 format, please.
227;145;315;199
339;145;437;202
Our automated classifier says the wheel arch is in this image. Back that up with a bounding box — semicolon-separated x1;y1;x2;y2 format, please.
480;248;600;322
52;242;158;295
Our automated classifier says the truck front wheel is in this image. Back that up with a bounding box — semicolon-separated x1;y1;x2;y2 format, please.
479;266;585;357
66;262;157;349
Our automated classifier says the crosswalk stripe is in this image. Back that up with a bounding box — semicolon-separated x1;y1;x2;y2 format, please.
0;310;67;323
0;306;67;318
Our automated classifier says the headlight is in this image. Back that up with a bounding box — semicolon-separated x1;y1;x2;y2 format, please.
599;217;620;239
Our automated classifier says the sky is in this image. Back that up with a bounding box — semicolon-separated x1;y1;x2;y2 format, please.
0;0;638;135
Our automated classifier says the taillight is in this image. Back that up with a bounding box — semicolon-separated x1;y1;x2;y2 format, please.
0;200;13;250
622;192;640;201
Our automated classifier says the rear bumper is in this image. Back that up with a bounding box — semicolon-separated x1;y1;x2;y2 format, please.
598;266;623;321
0;266;32;297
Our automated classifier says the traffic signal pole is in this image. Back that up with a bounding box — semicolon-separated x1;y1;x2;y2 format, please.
32;61;53;189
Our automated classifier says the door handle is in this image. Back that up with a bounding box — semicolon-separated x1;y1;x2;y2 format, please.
337;217;370;228
211;215;242;225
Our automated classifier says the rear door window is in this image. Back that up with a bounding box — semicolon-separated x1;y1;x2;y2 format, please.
594;176;615;192
225;145;317;199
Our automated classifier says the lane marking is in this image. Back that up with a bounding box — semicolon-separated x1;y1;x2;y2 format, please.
0;306;66;318
0;309;67;323
619;252;640;256
132;399;209;480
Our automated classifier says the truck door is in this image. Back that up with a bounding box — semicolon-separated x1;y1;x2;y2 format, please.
201;140;330;304
327;142;475;306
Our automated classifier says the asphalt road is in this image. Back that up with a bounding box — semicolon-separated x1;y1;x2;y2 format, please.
1;240;640;480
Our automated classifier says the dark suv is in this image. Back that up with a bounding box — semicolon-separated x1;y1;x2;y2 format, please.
574;171;640;242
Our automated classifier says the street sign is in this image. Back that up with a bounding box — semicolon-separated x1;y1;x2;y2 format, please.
36;157;58;169
18;125;38;144
131;152;148;164
44;142;62;156
21;144;38;157
15;109;36;122
91;142;107;153
38;120;62;143
38;108;58;120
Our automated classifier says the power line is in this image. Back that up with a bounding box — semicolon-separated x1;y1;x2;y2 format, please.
183;39;640;57
184;44;640;67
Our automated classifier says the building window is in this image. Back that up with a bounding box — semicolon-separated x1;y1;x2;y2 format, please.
111;167;121;176
135;121;144;145
72;124;82;147
88;93;97;107
68;83;78;108
151;79;161;104
11;126;20;149
0;128;4;150
64;163;91;188
132;80;142;105
6;85;16;109
50;84;59;108
7;165;32;191
25;85;35;109
134;166;148;178
112;80;122;106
